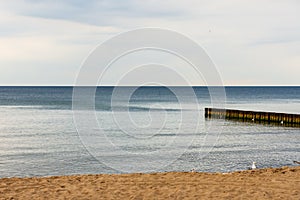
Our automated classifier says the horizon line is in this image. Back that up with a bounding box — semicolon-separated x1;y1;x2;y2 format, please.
0;85;299;87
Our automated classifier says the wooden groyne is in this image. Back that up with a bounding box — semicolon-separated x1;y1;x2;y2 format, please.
205;108;300;127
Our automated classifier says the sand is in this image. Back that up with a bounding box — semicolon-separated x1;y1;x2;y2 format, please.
0;166;299;200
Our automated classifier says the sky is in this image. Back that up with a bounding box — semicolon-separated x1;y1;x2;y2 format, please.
0;0;299;86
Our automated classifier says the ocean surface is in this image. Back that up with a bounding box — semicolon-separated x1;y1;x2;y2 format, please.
0;86;299;177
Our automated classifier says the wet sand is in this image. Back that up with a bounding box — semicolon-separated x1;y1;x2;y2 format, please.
0;166;299;199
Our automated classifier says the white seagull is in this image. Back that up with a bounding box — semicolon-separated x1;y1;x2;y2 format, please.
251;162;257;170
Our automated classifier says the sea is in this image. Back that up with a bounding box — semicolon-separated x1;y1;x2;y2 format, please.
0;86;299;178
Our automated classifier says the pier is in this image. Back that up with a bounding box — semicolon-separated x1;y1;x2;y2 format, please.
205;108;300;127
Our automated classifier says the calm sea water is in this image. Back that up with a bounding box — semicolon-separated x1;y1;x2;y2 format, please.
0;86;299;177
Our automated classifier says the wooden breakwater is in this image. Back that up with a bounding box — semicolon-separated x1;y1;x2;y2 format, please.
205;108;300;127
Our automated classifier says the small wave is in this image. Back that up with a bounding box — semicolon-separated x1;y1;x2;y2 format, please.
153;133;176;137
0;105;45;109
0;105;66;110
128;105;182;112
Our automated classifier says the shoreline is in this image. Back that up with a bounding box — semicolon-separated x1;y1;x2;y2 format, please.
1;166;299;199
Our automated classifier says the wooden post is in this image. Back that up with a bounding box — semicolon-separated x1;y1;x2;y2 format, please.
204;108;300;127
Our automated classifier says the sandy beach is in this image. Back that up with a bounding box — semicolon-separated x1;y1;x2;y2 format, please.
0;166;299;200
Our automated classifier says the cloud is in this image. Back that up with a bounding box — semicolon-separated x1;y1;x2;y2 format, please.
0;12;119;85
0;0;299;85
0;0;185;27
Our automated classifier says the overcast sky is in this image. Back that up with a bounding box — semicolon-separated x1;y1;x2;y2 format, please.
0;0;299;85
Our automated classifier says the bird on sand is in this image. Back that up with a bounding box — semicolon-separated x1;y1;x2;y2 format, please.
251;162;257;169
248;162;257;170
